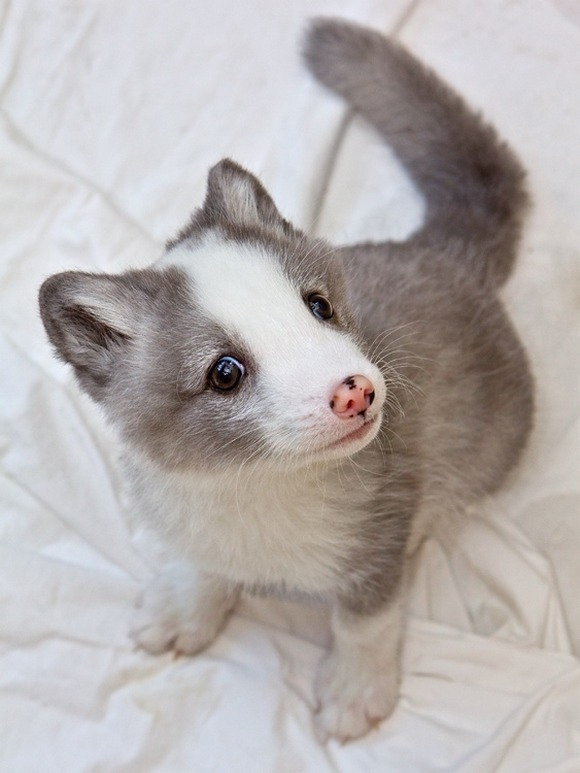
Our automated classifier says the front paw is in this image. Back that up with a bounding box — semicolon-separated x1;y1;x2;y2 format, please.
131;565;236;656
314;649;400;742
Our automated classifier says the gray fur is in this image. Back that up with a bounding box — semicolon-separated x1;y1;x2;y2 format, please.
39;163;357;474
305;18;529;289
300;18;533;610
38;19;534;737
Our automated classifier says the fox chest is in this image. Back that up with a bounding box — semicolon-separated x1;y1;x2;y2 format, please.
166;481;355;595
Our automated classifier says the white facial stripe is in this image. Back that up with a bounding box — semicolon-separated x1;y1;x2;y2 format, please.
178;239;320;359
167;237;356;370
164;236;386;453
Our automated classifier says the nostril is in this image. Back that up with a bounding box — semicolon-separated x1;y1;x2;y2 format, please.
330;374;376;419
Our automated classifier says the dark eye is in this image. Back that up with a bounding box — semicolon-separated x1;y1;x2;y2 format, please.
209;356;245;392
308;293;334;320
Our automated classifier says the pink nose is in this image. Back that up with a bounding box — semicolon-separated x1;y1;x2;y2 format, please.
330;375;375;419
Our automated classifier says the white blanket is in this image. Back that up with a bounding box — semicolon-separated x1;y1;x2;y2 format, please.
1;0;579;770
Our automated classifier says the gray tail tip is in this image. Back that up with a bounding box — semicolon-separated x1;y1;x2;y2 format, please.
302;17;376;82
302;17;340;71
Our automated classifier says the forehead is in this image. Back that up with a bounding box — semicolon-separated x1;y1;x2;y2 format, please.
162;235;322;356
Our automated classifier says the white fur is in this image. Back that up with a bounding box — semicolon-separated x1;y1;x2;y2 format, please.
137;230;387;594
132;540;404;742
162;235;386;457
314;600;403;741
132;562;238;655
137;457;361;594
73;292;135;335
135;233;394;742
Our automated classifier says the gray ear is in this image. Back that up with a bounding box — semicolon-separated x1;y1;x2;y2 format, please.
203;158;292;234
39;270;152;399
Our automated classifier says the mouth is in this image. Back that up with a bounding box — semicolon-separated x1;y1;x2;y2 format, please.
323;416;378;451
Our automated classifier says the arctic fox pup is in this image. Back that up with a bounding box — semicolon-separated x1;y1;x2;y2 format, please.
39;20;533;741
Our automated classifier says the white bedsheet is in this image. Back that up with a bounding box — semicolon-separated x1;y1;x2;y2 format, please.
1;0;579;770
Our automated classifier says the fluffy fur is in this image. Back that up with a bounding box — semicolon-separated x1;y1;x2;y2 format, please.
38;19;533;741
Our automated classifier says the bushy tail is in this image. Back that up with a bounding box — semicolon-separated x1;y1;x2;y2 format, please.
304;19;529;288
